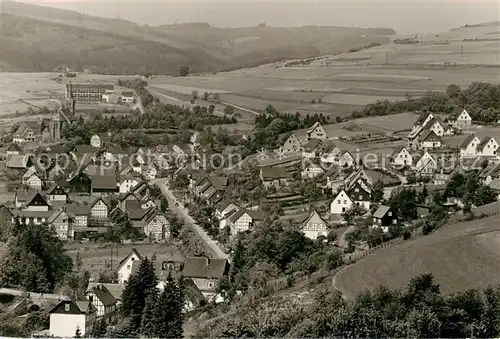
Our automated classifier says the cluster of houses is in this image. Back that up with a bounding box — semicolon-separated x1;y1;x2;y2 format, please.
1;135;191;241
46;248;230;337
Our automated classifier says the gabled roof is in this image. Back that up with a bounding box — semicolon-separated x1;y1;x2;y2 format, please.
89;286;117;307
65;203;89;216
306;121;322;134
25;191;49;207
476;136;496;153
89;196;109;208
74;145;101;155
91;175;118;190
48;208;68;224
303;139;323;153
450;109;471;120
45;184;67;195
260;166;289;180
7;155;32;169
391;145;407;159
415;112;433;125
373;205;391;219
117;248;143;270
419;129;440;142
6;143;22;152
459;134;478;149
128;206;155;221
182;257;228;279
301;210;327;229
228;209;249;224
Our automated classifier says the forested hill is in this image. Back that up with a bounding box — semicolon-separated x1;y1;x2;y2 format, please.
0;1;395;74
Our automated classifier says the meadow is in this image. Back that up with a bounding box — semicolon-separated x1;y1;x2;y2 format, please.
149;24;499;118
334;214;500;298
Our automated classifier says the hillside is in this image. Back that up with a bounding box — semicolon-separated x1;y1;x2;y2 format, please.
0;1;394;74
335;214;500;299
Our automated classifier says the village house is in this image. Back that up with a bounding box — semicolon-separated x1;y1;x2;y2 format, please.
476;136;499;157
91;174;119;195
46;184;68;204
68;172;92;194
13;121;44;143
13;210;53;226
85;285;118;324
117;248;143;284
6;143;22;157
337;151;355;168
260;167;291;188
49;298;96;337
118;174;141;194
346;181;371;211
301;162;325;180
449;109;472;129
7;154;33;170
372;205;398;232
182;257;230;302
48;208;72;240
22;191;50;212
89;197;109;221
415;151;438;177
120;91;135;103
66;204;89;233
227;209;264;235
479;162;500;185
302;139;329;159
330;189;354;215
419;130;442;149
320;143;340;164
391;146;413;167
22;167;43;190
300;210;329;240
279;133;302;154
459;134;481;158
306;122;327;140
142;209;170;242
407;113;452;149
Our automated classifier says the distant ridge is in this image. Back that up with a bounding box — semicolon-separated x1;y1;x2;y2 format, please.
0;1;395;74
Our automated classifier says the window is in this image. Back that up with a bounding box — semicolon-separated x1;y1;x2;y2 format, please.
355;188;359;192
89;295;93;303
388;212;392;217
127;265;131;269
64;304;70;312
359;195;363;200
337;200;341;204
343;200;347;204
208;281;215;288
342;207;346;213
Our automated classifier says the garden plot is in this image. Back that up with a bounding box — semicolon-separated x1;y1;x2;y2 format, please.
322;93;403;105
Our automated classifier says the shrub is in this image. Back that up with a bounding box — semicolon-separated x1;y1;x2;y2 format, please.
403;230;411;240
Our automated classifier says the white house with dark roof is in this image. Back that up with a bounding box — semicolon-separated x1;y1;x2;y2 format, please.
476;136;499;157
23;191;50;212
306;122;327;140
330;189;354;215
415;151;438;176
89;197;109;220
66;204;89;233
6;143;22;156
49;297;96;337
22;167;43;190
85;285;118;324
450;109;472;129
419;130;442;149
460;134;481;158
300;210;329;240
337;151;355;168
279;133;302;154
182;257;229;301
320;143;340;164
48;208;72;240
372;205;397;232
117;248;143;284
391;146;413;167
301;162;325;180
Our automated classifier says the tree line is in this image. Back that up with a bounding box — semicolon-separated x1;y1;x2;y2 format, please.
353;82;500;123
196;273;500;338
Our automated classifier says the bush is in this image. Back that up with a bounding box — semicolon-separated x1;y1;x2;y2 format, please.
403;230;411;240
422;223;434;235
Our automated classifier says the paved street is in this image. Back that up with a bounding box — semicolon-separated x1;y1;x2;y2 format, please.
153;180;229;260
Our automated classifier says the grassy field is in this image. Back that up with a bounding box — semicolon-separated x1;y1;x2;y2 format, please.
148;24;499;118
335;215;500;299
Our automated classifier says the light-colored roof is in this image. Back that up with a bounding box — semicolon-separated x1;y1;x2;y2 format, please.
7;155;31;168
373;205;391;219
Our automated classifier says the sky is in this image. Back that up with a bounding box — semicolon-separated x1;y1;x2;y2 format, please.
18;0;500;33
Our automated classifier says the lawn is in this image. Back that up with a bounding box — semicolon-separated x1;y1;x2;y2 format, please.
335;215;500;299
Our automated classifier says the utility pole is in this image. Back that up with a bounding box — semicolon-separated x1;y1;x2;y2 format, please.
385;52;389;65
461;45;464;57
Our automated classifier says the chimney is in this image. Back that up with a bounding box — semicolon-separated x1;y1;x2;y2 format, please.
205;257;211;268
